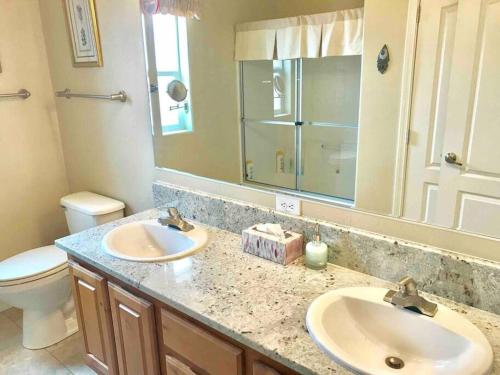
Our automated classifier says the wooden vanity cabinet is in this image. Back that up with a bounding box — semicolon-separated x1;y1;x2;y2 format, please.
69;258;297;375
108;282;160;375
68;261;118;375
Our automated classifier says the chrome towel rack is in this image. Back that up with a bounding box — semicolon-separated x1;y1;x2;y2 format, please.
0;89;31;100
55;88;127;102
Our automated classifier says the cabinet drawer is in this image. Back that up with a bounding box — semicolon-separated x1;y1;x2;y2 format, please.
253;361;282;375
165;355;197;375
161;309;243;375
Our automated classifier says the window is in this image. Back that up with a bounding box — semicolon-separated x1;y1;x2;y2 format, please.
147;14;192;135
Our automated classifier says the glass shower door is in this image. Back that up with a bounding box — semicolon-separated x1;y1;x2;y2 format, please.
241;60;298;189
299;56;361;201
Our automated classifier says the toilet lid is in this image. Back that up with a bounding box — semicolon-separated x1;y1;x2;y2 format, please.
0;245;68;285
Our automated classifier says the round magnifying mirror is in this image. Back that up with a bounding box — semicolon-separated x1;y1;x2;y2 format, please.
167;80;188;102
273;74;285;97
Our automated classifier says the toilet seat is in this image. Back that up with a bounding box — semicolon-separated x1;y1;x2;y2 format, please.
0;245;68;287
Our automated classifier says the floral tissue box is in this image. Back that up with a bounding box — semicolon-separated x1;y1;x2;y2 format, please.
242;225;304;265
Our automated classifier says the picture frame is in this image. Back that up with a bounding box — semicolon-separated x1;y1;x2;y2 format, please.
63;0;103;67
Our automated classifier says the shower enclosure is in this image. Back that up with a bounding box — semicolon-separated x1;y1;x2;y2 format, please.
241;56;361;203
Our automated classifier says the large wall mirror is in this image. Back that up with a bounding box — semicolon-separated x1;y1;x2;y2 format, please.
142;0;500;241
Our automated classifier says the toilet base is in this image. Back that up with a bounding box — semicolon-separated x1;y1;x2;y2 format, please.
22;306;78;349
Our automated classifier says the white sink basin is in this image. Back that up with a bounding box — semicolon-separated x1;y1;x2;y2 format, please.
306;287;493;375
102;219;208;262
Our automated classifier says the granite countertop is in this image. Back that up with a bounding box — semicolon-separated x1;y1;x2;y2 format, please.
56;209;500;375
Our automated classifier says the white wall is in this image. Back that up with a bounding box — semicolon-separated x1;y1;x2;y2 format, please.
0;0;70;261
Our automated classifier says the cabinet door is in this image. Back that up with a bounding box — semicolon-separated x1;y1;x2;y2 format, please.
253;361;281;375
69;261;118;375
108;283;160;375
165;355;197;375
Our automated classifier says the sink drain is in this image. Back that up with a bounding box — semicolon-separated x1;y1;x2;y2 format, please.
385;356;405;370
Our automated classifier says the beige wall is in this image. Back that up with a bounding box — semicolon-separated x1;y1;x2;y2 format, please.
0;0;69;261
39;0;155;215
355;0;410;215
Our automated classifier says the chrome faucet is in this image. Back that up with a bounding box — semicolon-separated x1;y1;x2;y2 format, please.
158;207;194;232
384;276;438;317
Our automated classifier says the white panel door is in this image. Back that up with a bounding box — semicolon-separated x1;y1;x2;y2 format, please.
435;0;500;237
405;0;500;238
403;0;459;224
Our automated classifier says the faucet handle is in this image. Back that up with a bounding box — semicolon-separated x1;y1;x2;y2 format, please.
398;276;418;296
168;207;180;218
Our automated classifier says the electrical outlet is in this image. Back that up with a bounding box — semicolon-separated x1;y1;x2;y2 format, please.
276;194;301;215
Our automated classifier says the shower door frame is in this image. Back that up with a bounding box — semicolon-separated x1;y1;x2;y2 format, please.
238;59;356;207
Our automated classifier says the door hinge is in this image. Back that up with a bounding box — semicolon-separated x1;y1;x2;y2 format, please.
149;83;159;93
295;121;304;126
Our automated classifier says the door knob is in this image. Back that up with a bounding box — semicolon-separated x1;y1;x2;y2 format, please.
444;152;463;166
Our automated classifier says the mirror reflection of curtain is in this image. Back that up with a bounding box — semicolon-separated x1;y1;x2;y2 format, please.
141;0;201;19
235;8;363;61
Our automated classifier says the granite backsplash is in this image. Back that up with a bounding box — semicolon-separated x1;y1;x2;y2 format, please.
153;182;500;315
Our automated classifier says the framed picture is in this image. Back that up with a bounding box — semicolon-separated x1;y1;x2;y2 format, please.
63;0;103;67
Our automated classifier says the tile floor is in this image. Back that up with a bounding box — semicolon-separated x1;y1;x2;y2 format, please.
0;308;96;375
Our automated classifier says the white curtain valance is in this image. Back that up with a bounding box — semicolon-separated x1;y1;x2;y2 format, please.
141;0;201;19
235;8;363;61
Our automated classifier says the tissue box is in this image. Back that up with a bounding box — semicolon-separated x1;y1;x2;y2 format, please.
242;225;304;265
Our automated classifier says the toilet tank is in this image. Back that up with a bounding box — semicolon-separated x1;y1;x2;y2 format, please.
60;192;125;234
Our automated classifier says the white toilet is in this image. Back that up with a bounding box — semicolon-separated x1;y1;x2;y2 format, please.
0;192;125;349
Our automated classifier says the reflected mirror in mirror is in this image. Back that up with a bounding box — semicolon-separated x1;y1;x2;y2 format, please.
167;80;188;102
142;0;500;240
